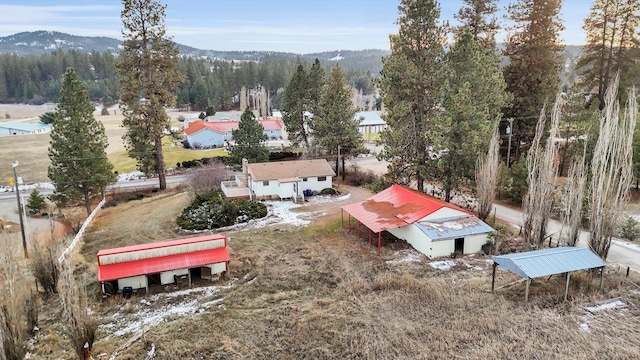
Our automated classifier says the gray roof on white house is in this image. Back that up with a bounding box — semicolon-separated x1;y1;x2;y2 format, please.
0;121;51;132
354;111;386;126
493;247;605;280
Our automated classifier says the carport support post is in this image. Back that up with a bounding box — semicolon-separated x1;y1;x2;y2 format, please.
599;267;604;292
369;229;372;246
525;279;531;305
564;272;571;301
491;262;497;291
378;232;381;253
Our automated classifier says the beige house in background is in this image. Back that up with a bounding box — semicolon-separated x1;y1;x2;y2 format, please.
221;159;335;202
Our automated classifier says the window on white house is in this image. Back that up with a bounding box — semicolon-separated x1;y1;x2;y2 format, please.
318;176;326;181
302;177;307;182
263;181;269;186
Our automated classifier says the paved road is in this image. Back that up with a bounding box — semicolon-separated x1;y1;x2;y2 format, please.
493;203;640;271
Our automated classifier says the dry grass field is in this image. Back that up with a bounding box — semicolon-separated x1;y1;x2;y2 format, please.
20;185;640;359
0;105;223;184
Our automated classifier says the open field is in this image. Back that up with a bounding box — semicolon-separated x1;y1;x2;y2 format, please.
20;185;640;359
0;104;224;184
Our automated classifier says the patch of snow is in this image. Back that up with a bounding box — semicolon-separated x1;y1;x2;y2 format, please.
611;238;640;253
386;249;423;265
100;284;230;338
579;316;591;333
429;260;456;271
117;171;146;182
585;299;625;313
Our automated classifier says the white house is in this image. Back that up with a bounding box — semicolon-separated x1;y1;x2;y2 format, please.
244;159;335;201
0;121;51;137
341;184;494;257
354;111;387;137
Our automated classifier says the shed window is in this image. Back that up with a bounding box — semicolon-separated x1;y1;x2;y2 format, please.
302;177;308;182
318;176;327;181
263;181;269;186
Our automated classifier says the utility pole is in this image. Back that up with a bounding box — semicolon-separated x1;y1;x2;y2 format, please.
12;161;28;258
506;118;514;168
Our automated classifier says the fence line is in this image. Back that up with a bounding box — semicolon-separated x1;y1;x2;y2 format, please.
58;198;106;263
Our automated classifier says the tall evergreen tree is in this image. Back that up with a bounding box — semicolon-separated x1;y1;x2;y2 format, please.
281;63;310;150
227;108;269;166
502;0;564;150
454;0;500;49
577;0;640;108
435;31;510;202
314;65;362;177
379;0;447;192
48;67;115;216
306;59;325;115
116;0;184;190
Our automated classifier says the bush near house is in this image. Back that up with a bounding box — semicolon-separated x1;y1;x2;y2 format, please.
177;190;267;230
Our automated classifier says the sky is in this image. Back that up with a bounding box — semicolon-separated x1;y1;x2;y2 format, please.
0;0;591;54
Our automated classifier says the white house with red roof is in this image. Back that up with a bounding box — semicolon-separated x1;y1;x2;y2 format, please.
341;184;494;257
184;119;282;149
97;234;230;296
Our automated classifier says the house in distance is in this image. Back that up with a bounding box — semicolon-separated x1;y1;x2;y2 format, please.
222;159;335;202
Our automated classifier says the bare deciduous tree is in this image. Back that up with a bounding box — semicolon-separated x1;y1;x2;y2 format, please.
523;96;560;246
59;260;97;360
559;141;588;246
31;240;60;297
0;250;38;360
189;161;228;196
589;75;636;259
475;124;500;221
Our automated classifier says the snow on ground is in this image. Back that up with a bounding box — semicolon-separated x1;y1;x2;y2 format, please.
386;249;424;265
429;260;456;271
585;299;626;313
99;283;232;339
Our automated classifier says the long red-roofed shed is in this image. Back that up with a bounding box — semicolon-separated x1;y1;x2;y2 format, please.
97;234;230;296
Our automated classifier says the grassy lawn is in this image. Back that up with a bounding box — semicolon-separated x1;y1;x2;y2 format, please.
111;139;227;173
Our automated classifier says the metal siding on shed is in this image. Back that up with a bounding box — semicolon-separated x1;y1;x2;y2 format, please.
98;247;230;281
493;247;605;279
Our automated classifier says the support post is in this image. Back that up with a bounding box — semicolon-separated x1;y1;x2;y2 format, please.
564;272;571;301
369;229;372;246
341;209;343;228
525;279;531;305
378;232;381;253
12;161;28;258
599;267;604;291
491;262;497;291
358;222;361;237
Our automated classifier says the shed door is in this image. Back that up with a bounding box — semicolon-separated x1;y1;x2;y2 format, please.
454;237;465;254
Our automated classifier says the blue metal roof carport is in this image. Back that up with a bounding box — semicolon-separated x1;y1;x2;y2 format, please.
491;247;606;304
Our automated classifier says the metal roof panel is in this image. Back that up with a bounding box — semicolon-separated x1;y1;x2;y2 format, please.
493;247;605;279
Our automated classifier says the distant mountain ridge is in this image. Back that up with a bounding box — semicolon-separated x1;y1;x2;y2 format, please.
0;30;390;59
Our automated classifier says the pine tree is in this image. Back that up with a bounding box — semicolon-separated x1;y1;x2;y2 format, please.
26;189;47;214
435;30;510;202
227;108;269;167
116;0;184;190
281;63;310;150
306;59;325;115
379;0;447;192
454;0;500;49
503;0;564;150
314;65;362;177
577;0;640;108
48;67;115;216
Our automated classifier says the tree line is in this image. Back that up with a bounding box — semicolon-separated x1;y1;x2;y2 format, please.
0;48;376;112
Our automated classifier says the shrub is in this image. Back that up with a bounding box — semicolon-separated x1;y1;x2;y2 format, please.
177;115;185;122
319;188;337;195
177;191;267;230
101;107;109;115
619;216;640;242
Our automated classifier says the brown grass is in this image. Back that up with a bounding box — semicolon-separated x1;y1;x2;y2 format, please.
20;187;640;359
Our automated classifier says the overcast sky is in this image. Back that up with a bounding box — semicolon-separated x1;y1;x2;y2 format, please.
0;0;591;54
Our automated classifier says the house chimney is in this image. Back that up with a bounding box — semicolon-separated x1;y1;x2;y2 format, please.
242;158;248;187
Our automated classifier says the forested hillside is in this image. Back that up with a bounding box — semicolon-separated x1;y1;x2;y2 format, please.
0;49;378;110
